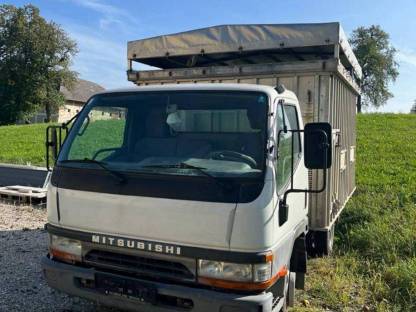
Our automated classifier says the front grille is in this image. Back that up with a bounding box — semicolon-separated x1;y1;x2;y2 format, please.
84;250;195;281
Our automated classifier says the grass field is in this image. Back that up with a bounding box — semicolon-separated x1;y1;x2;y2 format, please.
0;123;50;166
0;119;125;165
0;114;415;311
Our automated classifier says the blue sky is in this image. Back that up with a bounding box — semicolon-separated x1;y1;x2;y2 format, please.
8;0;416;112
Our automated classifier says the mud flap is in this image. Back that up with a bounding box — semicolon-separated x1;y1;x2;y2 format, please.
290;236;307;290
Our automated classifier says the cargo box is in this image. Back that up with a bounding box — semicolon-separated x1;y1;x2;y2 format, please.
126;22;360;233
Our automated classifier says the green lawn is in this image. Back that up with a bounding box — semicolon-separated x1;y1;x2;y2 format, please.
0;119;125;166
0;114;415;310
0;123;50;166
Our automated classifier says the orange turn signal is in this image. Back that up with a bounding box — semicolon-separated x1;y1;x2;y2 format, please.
50;248;81;264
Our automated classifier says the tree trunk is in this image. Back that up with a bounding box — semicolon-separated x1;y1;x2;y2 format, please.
44;102;51;123
357;95;362;113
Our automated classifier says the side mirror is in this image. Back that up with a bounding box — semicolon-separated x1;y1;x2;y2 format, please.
304;122;332;169
46;125;66;170
279;122;333;227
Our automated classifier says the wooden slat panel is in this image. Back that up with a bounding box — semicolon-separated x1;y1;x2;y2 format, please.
297;76;315;124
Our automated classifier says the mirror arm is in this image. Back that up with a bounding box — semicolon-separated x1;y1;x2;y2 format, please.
45;125;65;171
46;113;81;171
282;165;328;204
45;126;50;171
291;129;295;190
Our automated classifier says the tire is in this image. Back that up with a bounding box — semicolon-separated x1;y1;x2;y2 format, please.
306;223;335;257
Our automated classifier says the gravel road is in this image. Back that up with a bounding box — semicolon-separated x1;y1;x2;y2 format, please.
0;203;110;312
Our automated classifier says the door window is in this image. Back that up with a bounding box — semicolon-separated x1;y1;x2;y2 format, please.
275;105;301;192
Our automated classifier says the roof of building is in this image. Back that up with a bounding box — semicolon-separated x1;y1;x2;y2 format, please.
60;79;105;103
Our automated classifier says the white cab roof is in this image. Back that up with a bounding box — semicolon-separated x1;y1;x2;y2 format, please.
96;83;298;102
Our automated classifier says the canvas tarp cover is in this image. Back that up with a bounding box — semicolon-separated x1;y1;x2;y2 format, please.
128;23;362;79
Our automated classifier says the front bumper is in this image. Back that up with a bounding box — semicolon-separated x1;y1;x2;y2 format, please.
42;256;276;312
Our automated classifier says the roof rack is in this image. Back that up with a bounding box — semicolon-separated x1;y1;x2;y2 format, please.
128;22;362;81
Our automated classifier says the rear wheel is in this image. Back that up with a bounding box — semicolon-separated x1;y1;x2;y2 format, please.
306;223;335;257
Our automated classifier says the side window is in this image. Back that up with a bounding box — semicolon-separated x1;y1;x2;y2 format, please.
285;105;301;156
275;104;301;192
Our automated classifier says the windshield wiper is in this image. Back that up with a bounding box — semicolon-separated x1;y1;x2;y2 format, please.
142;162;233;191
60;158;126;184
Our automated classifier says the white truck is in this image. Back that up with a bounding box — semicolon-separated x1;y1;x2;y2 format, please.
42;23;360;311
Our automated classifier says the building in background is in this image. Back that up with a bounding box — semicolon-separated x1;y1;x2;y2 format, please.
27;79;104;123
58;79;105;122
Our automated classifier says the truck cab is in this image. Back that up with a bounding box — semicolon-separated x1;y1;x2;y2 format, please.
42;83;331;312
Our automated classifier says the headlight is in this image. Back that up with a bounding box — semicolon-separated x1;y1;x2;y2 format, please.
49;235;82;263
197;259;275;290
198;260;253;282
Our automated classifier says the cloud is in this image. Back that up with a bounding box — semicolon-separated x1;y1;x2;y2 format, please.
65;23;154;89
65;0;136;32
61;22;128;88
70;0;126;16
396;49;416;67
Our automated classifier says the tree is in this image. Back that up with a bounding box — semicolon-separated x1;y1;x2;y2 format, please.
349;25;399;113
411;100;416;114
0;4;77;124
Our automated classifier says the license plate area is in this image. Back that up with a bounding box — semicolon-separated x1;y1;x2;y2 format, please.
95;273;157;304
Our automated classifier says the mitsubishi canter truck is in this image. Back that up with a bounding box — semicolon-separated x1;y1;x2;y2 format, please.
42;23;360;311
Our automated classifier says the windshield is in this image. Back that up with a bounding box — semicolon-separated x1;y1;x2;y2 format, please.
58;91;268;178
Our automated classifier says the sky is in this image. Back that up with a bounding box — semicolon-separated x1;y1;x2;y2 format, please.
6;0;416;113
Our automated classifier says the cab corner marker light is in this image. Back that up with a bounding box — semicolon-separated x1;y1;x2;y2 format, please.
277;265;288;278
265;251;274;262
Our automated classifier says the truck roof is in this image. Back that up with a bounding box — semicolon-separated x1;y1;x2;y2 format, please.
95;83;297;102
128;22;362;80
